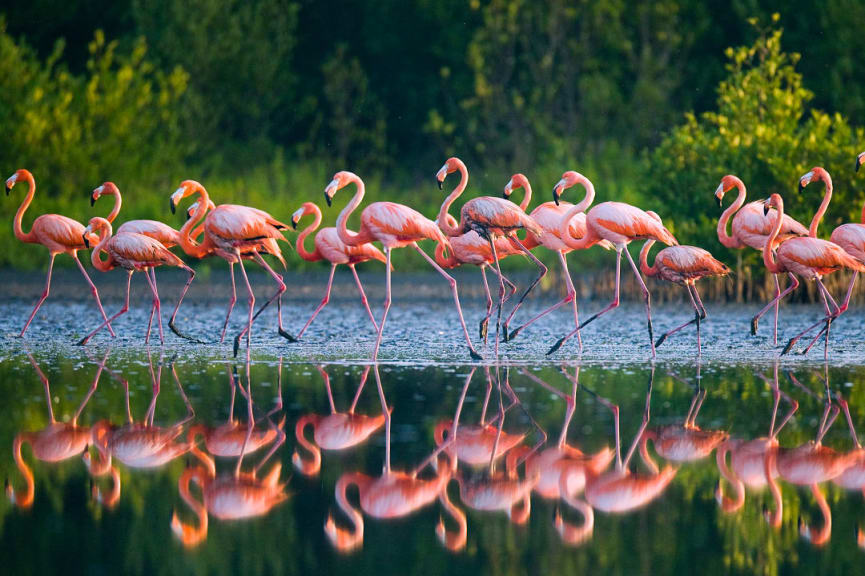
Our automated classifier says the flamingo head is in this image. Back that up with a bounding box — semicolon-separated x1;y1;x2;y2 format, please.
186;202;199;221
857;152;865;173
504;173;529;199
5;169;30;195
82;217;111;248
324;171;354;207
552;171;582;206
91;182;118;206
714;175;740;206
291;206;306;229
763;194;782;216
798;167;827;193
170;180;205;214
436;157;464;190
646;210;663;223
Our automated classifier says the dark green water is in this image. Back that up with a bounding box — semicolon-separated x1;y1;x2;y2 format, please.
1;349;864;575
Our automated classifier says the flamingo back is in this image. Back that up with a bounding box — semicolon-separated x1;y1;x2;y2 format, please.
108;233;185;269
31;214;93;251
830;223;865;263
778;237;865;277
116;220;181;247
206;205;288;243
314;413;386;450
315;227;385;265
586;467;677;513
360;473;446;518
463;197;541;237
732;202;808;250
590;202;677;246
361;202;447;248
654;246;730;284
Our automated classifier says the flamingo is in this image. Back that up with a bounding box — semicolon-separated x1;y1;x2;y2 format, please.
324;171;481;360
551;172;678;356
436;158;547;354
6;351;104;509
168;180;290;353
189;363;285;477
759;193;865;356
503;173;615;345
287;202;384;340
91;181;210;247
433;217;520;343
293;365;388;476
77;217;197;345
714;175;808;343
5;169;114;338
831;392;865;546
640;213;730;355
714;363;798;526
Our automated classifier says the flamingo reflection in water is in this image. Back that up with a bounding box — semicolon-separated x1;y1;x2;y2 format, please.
172;360;287;547
188;362;284;477
6;350;107;509
640;366;728;466
831;390;865;548
84;352;194;481
767;370;860;546
325;366;465;552
715;362;798;527
293;365;388;476
512;367;614;546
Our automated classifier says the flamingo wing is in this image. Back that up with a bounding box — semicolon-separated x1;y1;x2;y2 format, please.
464;197;540;236
656;246;730;282
110;233;184;268
362;202;446;245
830;223;865;263
779;238;865;275
32;214;90;249
591;202;677;245
733;202;808;249
207;205;288;242
116;220;180;247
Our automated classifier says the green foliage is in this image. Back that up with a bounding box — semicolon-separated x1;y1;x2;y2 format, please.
647;17;865;261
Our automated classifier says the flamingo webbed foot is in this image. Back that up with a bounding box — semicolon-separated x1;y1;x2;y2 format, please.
751;316;759;335
278;327;298;342
546;337;566;356
781;338;796;356
479;318;489;341
655;333;668;348
169;320;206;344
468;347;483;361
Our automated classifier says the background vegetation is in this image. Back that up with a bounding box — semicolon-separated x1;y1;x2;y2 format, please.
1;2;863;281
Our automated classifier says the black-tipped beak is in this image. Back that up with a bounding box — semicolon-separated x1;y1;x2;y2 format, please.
5;185;10;196
83;234;90;248
763;202;770;216
552;187;560;206
324;192;332;207
185;211;192;222
291;219;298;230
90;195;96;207
857;157;862;173
437;179;443;191
798;182;805;193
169;198;177;214
717;196;723;208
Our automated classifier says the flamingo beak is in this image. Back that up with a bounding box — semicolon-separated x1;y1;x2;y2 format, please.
857;154;863;173
170;197;177;214
503;180;513;199
798;171;813;193
763;199;771;216
714;183;724;207
552;179;565;206
90;193;98;207
324;179;338;207
82;226;92;248
436;166;447;190
5;174;16;195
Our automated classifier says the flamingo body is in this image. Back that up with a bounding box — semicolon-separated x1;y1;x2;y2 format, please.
731;202;808;250
647;246;730;285
646;426;728;462
434;420;525;467
585;466;677;513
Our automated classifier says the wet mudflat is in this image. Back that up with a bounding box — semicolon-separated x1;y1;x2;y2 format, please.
1;271;865;575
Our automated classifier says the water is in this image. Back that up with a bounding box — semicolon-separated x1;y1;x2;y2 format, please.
2;271;865;574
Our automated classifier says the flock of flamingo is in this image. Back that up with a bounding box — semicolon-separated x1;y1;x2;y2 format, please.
8;353;865;551
6;152;865;358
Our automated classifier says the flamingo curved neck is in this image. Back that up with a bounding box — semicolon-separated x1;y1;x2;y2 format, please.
437;487;467;551
809;174;832;238
179;185;211;258
172;468;209;547
13;172;37;244
714;442;745;512
8;435;34;508
764;451;783;528
558;178;596;250
292;415;322;475
91;225;115;272
297;206;323;262
104;189;122;223
718;178;746;248
336;174;366;247
763;199;785;274
328;474;366;549
514;177;533;212
434;242;458;268
437;160;468;237
639;239;658;277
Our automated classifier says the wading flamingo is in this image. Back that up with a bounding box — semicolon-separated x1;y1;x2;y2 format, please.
503;173;615;345
91;181;210;247
6;351;105;508
640;213;730;355
287;202;384;340
169;180;290;353
714;363;798;526
323;366;459;552
437;158;546;354
77;217;196;345
759;193;865;356
172;364;287;548
434;217;520;343
714;175;808;344
293;365;388;476
5;169;114;338
551;172;678;356
324;171;481;360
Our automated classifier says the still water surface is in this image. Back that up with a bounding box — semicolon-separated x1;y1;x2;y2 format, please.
2;349;865;574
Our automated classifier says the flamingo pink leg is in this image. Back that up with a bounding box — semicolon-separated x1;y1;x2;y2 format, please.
235;254;256;353
20;253;55;336
168;265;198;341
480;266;517;343
487;235;507;358
233;251;287;355
655;283;704;352
78;270;133;345
507;251;582;351
142;266;165;345
412;243;481;360
772;274;781;346
782;278;840;356
549;247;624;355
752;272;798;336
500;235;548;337
72;252;116;337
350;264;379;333
373;366;391;473
219;262;237;343
372;248;393;361
143;269;157;343
622;247;656;358
295;264;337;340
803;272;857;353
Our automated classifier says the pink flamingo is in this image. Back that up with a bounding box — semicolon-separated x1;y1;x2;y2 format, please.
640;212;730;354
287;202;384;340
293;365;388;476
78;217;196;345
715;175;808;343
5;169;114;338
434;217;520;343
831;392;865;546
715;363;798;527
437;158;546;354
503;173;615;345
551;172;678;356
169;180;290;352
6;351;105;509
759;193;865;356
324;171;481;360
91;181;210;247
